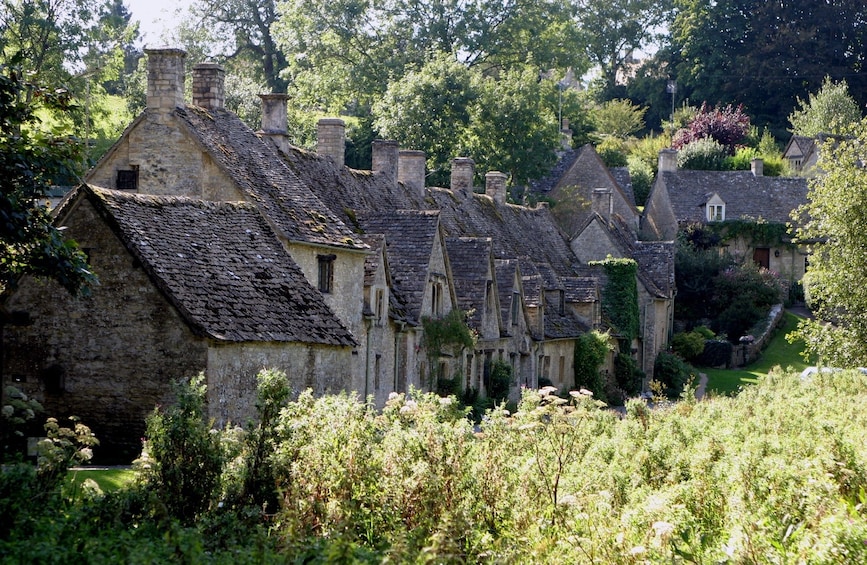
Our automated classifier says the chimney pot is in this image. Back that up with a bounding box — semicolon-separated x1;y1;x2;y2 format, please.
317;118;346;168
450;157;475;192
145;48;187;114
751;158;764;177
192;62;225;110
398;150;426;196
485;171;508;204
372;140;399;186
659;148;678;173
258;94;290;152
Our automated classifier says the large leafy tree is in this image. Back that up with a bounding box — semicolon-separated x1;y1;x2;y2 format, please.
789;77;863;138
670;0;867;137
791;119;867;366
0;55;94;294
573;0;674;98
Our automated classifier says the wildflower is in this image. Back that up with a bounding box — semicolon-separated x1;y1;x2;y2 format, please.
540;386;558;396
630;545;646;556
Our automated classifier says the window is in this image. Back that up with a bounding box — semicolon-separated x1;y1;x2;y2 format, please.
707;204;725;222
375;288;385;325
374;354;381;390
559;356;565;381
431;281;443;317
317;254;335;293
511;291;520;325
116;167;139;190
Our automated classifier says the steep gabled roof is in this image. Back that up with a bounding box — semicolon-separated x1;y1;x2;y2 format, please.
356;209;442;323
361;234;389;287
660;170;808;225
783;135;815;159
633;241;676;299
494;258;521;332
445;237;496;331
545;302;589;339
428;188;581;279
563;277;597;304
79;185;355;346
610;167;636;206
173;106;366;251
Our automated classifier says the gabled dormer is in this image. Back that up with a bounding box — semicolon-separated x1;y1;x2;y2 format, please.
705;193;726;222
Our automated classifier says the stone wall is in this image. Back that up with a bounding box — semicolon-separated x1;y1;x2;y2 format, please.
2;199;209;461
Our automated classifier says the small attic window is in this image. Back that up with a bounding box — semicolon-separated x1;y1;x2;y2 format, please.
116;166;139;190
317;254;336;293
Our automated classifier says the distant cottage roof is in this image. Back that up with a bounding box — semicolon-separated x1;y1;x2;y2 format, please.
661;170;808;225
173;106;366;250
609;167;636;206
80;185;355;346
356;209;443;323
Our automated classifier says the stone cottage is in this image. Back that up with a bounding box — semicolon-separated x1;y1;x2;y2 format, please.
641;150;809;283
2;186;354;460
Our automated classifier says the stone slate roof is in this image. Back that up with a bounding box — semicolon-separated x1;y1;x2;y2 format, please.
361;234;387;287
610;167;635;206
545;302;589;339
661;170;808;225
82;185;355;346
356;210;442;324
563;277;597;303
634;241;676;299
173;107;365;250
445;237;494;331
428;188;581;279
784;135;815;158
279;145;428;229
528;148;579;194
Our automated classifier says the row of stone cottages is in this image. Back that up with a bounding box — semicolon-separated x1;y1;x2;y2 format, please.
1;49;678;459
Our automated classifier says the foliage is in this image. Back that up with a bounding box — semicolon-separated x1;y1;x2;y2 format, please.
791;119;867;365
674;228;732;321
676;137;729;170
670;0;867;137
138;374;224;525
698;339;732;368
712;262;785;343
1;385;42;459
573;330;611;398
725;146;785;177
706;218;791;247
626;153;653;206
613;353;643;397
595;136;627;167
789;77;862;138
672;102;750;154
420;309;476;389
372;54;478;188
592;99;646;139
671;331;705;363
487;360;513;403
0;55;95;293
653;351;696;398
590;256;640;343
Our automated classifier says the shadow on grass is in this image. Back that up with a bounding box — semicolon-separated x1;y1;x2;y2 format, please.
703;311;810;396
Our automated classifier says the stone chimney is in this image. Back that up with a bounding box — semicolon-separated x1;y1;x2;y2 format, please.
751;158;764;177
398;150;426;195
485;171;508;204
372;140;399;186
258;94;290;152
145;48;186;114
317;118;345;168
592;187;613;223
450;157;475;192
658;148;678;173
191;63;225;110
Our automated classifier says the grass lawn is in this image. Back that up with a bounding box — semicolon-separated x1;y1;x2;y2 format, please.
67;468;136;493
703;311;810;396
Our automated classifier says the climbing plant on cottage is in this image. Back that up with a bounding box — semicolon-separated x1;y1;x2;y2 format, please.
590;257;640;347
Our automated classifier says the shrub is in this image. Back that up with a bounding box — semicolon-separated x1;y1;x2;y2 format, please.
626;154;654;206
613;353;643;397
487;360;513;403
698;340;733;367
654;351;697;397
693;325;715;340
672;102;750;153
712;262;785;342
671;331;706;362
573;330;611;398
596;137;628;167
138;374;224;525
677;137;729;170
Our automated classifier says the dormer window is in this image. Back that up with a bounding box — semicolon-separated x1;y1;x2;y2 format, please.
317;254;335;293
706;193;726;222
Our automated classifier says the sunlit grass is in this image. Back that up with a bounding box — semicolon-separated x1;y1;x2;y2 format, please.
66;468;135;493
704;311;809;395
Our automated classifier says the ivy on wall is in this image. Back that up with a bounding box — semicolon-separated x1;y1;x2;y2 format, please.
420;309;476;390
573;330;611;398
706;219;792;247
589;257;640;345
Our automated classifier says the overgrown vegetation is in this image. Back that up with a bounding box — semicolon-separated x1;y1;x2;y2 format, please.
590;257;640;344
6;368;867;562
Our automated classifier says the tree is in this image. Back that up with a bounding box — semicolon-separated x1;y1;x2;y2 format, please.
0;55;94;294
672;102;750;154
573;0;674;98
670;0;867;137
789;77;863;138
592;98;646;139
372;54;479;187
791;119;867;366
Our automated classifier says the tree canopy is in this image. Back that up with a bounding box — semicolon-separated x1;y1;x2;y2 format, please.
792;118;867;366
789;77;863;138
